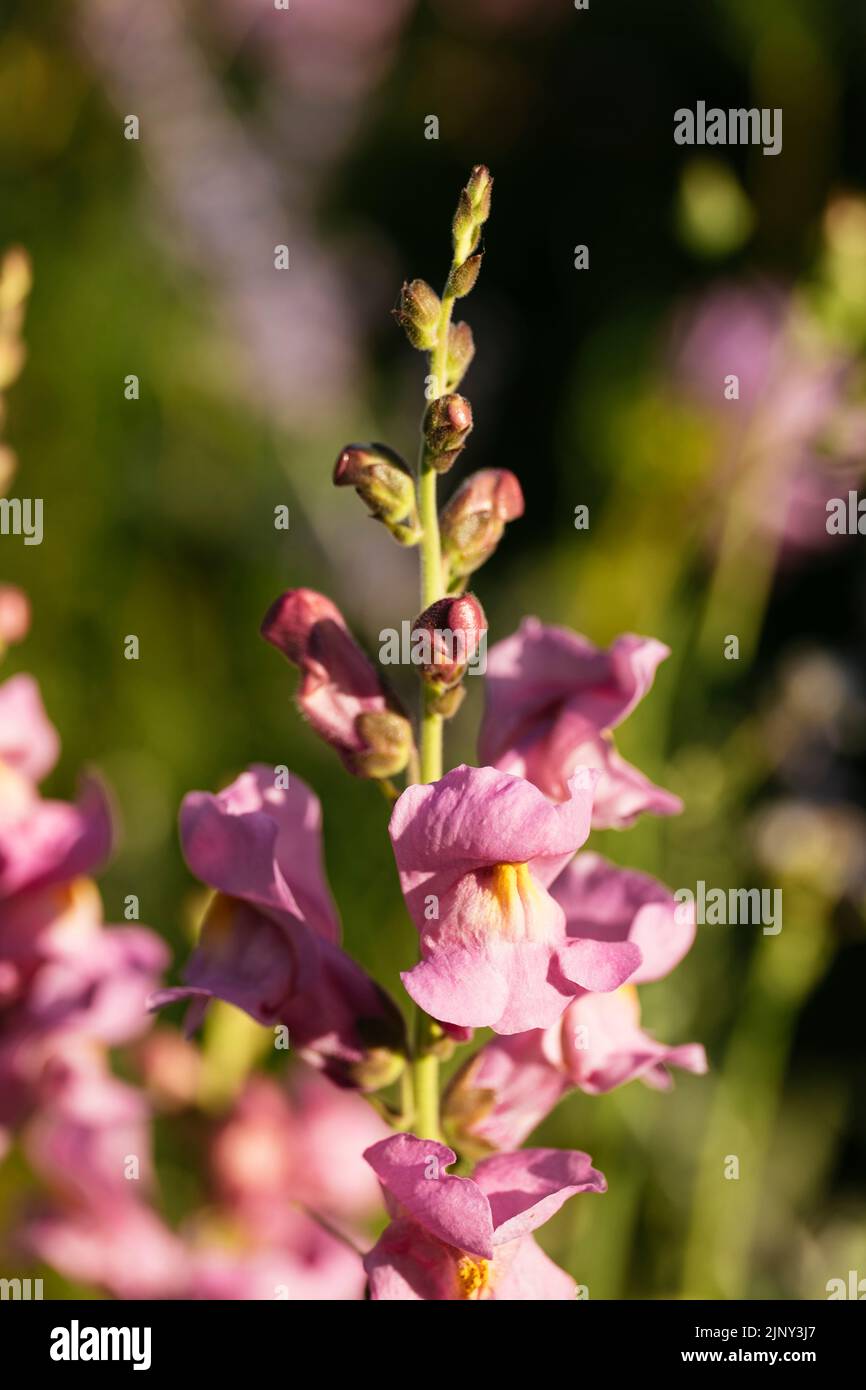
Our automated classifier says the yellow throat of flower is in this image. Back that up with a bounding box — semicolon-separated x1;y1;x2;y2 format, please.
456;1255;492;1300
485;861;545;940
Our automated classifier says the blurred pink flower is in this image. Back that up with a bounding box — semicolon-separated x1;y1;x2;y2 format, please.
668;281;866;556
0;585;31;647
211;1070;388;1226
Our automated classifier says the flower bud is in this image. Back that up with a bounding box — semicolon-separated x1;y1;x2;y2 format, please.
444;320;475;392
0;584;30;647
452;166;493;262
440;469;524;584
411;593;487;689
393;278;441;350
262;588;413;779
352;710;415;779
441;1056;498;1161
422;394;473;473
445;254;482;300
333;443;421;545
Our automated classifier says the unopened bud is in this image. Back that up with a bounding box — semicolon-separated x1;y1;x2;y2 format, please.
423;394;473;473
441;469;524;584
0;585;30;647
442;1057;498;1160
445;254;482;300
262;588;413;780
333;443;421;545
351;710;414;779
411;593;487;689
444;320;475;392
429;683;465;720
349;1045;406;1092
393;278;441;350
452;166;493;262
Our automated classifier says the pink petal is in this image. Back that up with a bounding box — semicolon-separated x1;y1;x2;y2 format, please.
490;1234;577;1300
180;765;339;941
560;989;708;1094
364;1219;464;1301
363;1134;495;1258
447;1031;569;1151
471;1147;606;1245
553;853;695;984
0;776;112;898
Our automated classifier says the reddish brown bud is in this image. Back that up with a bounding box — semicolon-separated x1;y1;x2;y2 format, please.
411;593;487;689
261;589;413;779
440;469;524;583
423;394;473;473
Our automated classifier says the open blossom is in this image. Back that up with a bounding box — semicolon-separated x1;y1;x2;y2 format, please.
261;588;412;778
151;765;407;1089
444;854;707;1150
363;1133;606;1300
389;765;641;1033
478;619;681;825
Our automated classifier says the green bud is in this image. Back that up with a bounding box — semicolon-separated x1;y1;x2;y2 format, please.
452;166;493;262
444;321;475;392
351;709;414;779
429;683;466;719
333;443;422;546
445;254;483;300
392;278;441;350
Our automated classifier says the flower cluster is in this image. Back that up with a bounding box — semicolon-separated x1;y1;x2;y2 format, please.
150;168;705;1299
1;175;706;1301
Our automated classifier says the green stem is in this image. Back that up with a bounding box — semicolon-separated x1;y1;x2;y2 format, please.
407;288;458;1141
413;1049;442;1143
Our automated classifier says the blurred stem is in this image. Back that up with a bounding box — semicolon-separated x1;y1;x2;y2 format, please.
680;887;833;1297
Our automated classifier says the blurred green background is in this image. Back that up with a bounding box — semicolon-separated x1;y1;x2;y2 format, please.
1;0;864;1298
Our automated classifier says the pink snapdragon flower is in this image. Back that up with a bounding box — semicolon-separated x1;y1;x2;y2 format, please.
363;1133;605;1300
389;765;641;1033
445;855;707;1150
478;620;681;825
151;765;407;1089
